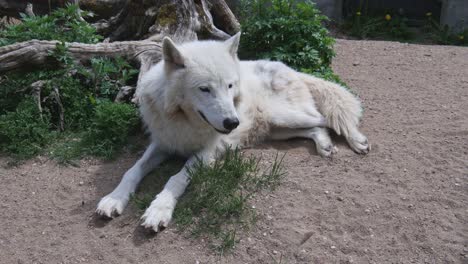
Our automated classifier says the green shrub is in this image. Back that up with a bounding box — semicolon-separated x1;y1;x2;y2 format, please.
85;57;139;98
0;5;139;161
49;101;140;162
0;4;101;46
424;16;467;46
0;98;53;158
239;0;337;80
82;101;140;158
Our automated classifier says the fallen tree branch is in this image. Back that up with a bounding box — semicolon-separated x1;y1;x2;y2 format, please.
31;80;45;120
115;85;135;103
0;40;162;64
0;40;161;72
25;3;34;17
207;0;240;35
0;40;162;97
52;87;65;131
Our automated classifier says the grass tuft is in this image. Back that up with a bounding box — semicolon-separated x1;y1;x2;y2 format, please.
131;148;286;253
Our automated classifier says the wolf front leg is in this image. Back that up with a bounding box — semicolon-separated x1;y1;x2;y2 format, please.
140;147;218;232
96;142;168;218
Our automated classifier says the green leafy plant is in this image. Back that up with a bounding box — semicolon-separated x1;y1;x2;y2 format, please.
0;4;101;46
131;148;286;253
82;101;139;158
239;0;340;83
0;98;53;158
344;11;411;40
424;15;467;46
85;57;139;98
0;5;139;161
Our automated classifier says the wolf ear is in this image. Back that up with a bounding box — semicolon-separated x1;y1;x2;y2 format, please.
224;32;241;57
162;37;185;68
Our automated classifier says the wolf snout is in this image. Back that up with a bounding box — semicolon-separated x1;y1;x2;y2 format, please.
223;117;239;131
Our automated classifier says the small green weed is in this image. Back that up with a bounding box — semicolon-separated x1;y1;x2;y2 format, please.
423;15;467;46
176;148;285;252
342;7;467;46
344;12;411;40
131;148;286;253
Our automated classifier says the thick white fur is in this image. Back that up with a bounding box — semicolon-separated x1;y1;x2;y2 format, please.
96;33;370;231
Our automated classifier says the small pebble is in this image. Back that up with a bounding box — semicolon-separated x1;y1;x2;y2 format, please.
324;190;329;194
263;232;267;237
79;181;84;186
337;196;344;201
272;250;278;255
331;245;336;249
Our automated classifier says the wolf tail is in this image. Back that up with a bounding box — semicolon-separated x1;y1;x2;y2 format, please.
299;73;363;137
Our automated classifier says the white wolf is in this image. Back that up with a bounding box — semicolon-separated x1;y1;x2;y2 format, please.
96;33;370;232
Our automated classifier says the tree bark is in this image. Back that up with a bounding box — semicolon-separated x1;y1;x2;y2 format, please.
1;0;239;41
0;40;162;86
0;0;239;98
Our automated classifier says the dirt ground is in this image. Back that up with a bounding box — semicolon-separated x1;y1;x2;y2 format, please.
1;39;467;264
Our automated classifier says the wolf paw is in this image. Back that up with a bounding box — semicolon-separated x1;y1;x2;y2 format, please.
348;138;370;154
317;144;338;157
141;192;176;232
96;195;128;218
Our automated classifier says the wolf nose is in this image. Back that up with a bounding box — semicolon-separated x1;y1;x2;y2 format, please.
223;118;239;131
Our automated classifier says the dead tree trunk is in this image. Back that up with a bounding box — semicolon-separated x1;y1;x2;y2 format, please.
0;0;239;41
0;0;240;98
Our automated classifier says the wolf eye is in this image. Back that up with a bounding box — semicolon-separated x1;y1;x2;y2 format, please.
228;84;233;89
199;86;210;93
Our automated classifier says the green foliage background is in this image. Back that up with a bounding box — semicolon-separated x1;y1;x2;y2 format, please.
0;5;139;161
239;0;344;84
0;1;346;161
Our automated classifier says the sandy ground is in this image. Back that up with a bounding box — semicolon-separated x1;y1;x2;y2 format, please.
1;39;467;264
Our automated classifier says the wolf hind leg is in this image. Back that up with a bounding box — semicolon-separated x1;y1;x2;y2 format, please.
271;127;337;157
268;104;327;129
346;126;370;154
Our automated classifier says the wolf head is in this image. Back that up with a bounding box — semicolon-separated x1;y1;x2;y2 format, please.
161;33;241;134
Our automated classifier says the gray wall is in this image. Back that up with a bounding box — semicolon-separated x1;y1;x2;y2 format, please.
441;0;468;32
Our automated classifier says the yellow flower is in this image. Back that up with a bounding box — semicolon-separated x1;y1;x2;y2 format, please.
426;12;432;17
385;14;391;21
460;35;465;40
356;11;361;16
